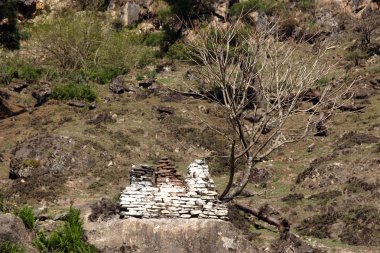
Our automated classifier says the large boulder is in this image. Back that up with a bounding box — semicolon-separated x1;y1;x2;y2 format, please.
0;213;38;252
84;217;259;253
9;134;109;179
121;2;140;26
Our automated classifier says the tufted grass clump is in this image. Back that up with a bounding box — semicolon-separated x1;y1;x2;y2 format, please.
52;83;97;102
16;205;35;229
34;207;98;253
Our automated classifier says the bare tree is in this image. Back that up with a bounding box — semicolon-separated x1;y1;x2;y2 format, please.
186;19;351;204
354;10;380;49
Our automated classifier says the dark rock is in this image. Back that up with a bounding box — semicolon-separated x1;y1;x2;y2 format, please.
109;76;125;94
369;78;380;88
303;88;321;104
8;79;28;92
67;100;87;108
138;78;155;89
0;97;26;120
155;106;175;119
89;102;97;110
32;85;51;106
339;103;366;111
156;62;175;73
315;121;328;136
249;167;272;184
17;0;38;19
184;69;197;81
0;90;10;100
88;198;118;222
0;98;14;119
160;92;183;102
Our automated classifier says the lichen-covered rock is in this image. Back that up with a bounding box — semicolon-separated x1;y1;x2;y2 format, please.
84;217;259;253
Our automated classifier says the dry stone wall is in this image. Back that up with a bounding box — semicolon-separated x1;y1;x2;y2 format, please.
120;159;228;219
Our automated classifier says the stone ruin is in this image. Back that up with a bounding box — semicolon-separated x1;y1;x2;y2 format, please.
120;158;228;219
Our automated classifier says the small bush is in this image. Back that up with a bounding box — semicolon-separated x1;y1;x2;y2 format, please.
346;49;370;66
34;207;98;253
32;13;157;80
143;32;167;47
52;83;97;102
16;206;35;229
298;211;340;239
0;241;25;253
308;190;342;202
281;193;304;205
22;159;41;168
82;65;126;84
0;59;45;84
340;206;380;246
315;76;330;86
167;42;189;60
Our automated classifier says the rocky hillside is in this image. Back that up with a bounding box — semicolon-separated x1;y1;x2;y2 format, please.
0;0;380;252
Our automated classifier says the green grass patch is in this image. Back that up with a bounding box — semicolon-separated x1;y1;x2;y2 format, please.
52;83;97;102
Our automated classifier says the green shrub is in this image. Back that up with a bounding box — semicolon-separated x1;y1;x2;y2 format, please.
143;32;167;47
315;76;330;86
34;207;98;253
346;49;370;66
31;12;157;82
52;83;97;102
167;42;189;60
0;241;25;253
82;65;126;84
229;0;284;16
281;193;304;205
22;159;41;168
0;59;45;84
16;206;35;229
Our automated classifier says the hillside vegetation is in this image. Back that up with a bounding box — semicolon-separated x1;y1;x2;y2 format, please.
0;0;379;252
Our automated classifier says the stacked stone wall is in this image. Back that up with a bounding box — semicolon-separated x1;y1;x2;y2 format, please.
120;159;228;219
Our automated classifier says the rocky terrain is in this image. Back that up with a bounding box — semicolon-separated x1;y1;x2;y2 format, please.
0;0;380;252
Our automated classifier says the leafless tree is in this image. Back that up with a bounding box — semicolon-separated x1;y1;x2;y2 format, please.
354;10;380;49
185;18;352;231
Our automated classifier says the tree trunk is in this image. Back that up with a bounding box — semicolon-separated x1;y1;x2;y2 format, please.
224;155;254;200
219;140;235;200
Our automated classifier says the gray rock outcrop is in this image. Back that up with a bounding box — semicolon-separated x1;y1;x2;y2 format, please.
0;213;38;252
84;217;259;253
